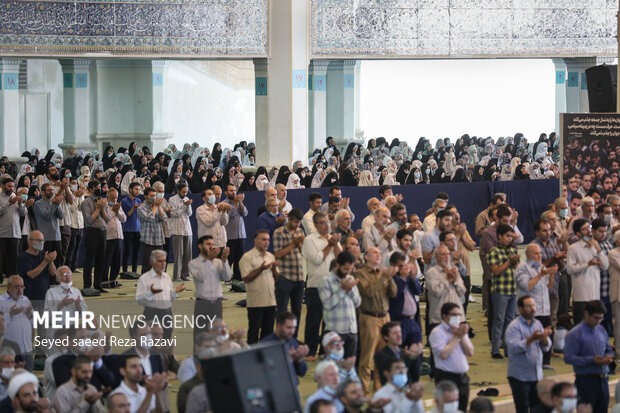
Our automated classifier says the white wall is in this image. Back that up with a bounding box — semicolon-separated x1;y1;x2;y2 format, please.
360;59;556;146
163;61;255;150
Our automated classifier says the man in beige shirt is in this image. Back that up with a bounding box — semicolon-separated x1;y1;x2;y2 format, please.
53;355;104;413
240;229;279;344
104;188;126;288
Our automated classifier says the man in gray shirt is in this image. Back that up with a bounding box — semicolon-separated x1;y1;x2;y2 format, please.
80;180;109;292
34;182;64;268
0;177;26;283
53;356;104;413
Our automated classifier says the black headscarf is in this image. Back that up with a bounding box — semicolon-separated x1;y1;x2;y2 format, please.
239;173;257;192
211;143;222;167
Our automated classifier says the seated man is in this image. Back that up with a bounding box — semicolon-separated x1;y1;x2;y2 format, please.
53;356;104;413
109;355;167;413
304;360;343;413
322;332;359;384
372;359;424;413
374;321;423;386
0;346;15;400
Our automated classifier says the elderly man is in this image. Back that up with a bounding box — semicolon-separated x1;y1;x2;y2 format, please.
355;247;397;393
303;212;342;359
515;244;557;370
137;188;168;274
567;218;609;324
304;360;343;413
0;177;27;284
322;332;360;384
167;183;193;281
17;230;56;312
332;210;357;241
107;393;131;413
568;196;596;244
240;230;278;344
0;346;15;400
275;183;293;215
362;208;396;259
531;378;556;413
136;250;185;339
429;303;473;412
44;266;87;331
422;198;448;233
302;192;322;234
505;295;552;413
8;370;52;413
361;197;381;235
426;246;466;329
257;198;286;247
53;356;104;413
0;276;33;371
429;381;461;413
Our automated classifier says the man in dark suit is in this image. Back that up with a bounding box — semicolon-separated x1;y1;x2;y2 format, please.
374;321;423;386
52;327;115;392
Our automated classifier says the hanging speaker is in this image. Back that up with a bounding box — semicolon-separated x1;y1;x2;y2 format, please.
202;342;301;413
586;64;617;113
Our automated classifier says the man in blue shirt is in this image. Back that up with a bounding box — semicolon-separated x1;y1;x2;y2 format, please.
505;295;552;413
564;300;614;411
256;198;285;252
121;182;142;273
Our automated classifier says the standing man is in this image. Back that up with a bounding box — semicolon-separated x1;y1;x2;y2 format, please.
428;302;473;413
608;230;620;360
302;193;322;234
34;182;65;268
168;183;193;281
80;180;108;292
425;246;466;331
355;247;397;393
564;300;614;412
421;210;453;265
475;194;506;238
135;250;185;339
121;182;142;274
362;208;396;259
103;188;126;288
240;230;278;344
257;198;286;246
303;212;342;360
0;178;26;284
567;218;609;324
319;251;361;359
505;295;552;413
196;188;230;249
374;321;424;386
361;198;381;235
487;224;520;359
188;235;231;335
17;231;56;312
0;276;34;371
152;182;171;256
273;208;305;337
223;184;248;281
422;198;448;233
137;188;168;274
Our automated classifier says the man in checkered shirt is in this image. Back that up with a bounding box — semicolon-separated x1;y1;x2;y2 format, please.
273;208;305;338
593;218;614;335
486;223;520;359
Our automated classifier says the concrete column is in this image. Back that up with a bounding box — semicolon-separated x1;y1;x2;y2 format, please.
254;0;309;167
150;60;173;153
327;60;362;147
0;59;22;157
59;59;96;157
308;60;329;153
552;58;567;133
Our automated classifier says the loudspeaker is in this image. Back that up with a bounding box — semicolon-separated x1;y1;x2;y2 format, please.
586;64;617;112
202;342;301;413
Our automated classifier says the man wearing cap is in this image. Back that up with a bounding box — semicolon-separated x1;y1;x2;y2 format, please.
322;331;360;384
8;370;52;413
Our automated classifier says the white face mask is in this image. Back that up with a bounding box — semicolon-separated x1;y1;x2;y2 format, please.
141;334;152;350
449;316;461;328
329;348;344;360
561;398;577;412
1;367;14;379
61;281;72;290
442;401;459;413
216;333;229;344
208;195;216;204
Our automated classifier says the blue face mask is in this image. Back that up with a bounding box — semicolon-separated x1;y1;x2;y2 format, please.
414;172;421;180
392;373;408;388
559;208;568;218
528;260;541;268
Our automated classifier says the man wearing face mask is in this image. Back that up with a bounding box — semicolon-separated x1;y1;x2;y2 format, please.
505;295;552;413
103;188;126;288
567;219;609;324
121;182;142;274
549;382;588;413
167;183;193;281
322;332;360;384
43;266;87;332
137;188;168;274
429;303;473;413
0;178;27;284
372;359;425;413
17;230;56;314
80;179;109;292
53;356;104;413
429;380;460;413
34;182;65;269
565;300;614;412
257;198;286;250
196;188;230;250
304;360;343;413
0;347;16;400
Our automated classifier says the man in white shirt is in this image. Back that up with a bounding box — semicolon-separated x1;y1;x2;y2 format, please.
304;360;344;413
302;212;342;359
188;235;231;335
239;230;279;344
0;276;33;371
136;250;185;339
109;355;166;413
275;184;293;215
422;198;447;233
104;188;126;288
429;381;461;413
372;359;425;413
167;183;193;281
0;177;26;283
362;208;396;260
567;218;609;324
302;193;322;234
195;188;230;248
361;198;381;235
44;266;87;331
429;302;474;412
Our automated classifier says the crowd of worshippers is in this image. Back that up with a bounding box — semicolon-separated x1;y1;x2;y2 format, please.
563;137;620;204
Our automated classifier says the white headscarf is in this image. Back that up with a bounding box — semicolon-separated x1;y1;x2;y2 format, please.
286;173;303;189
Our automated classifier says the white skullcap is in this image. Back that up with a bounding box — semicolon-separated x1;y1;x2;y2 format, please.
322;331;340;349
8;371;39;399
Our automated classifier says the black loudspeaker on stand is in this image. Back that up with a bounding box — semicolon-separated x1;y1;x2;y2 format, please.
202;342;301;413
586;64;617;112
